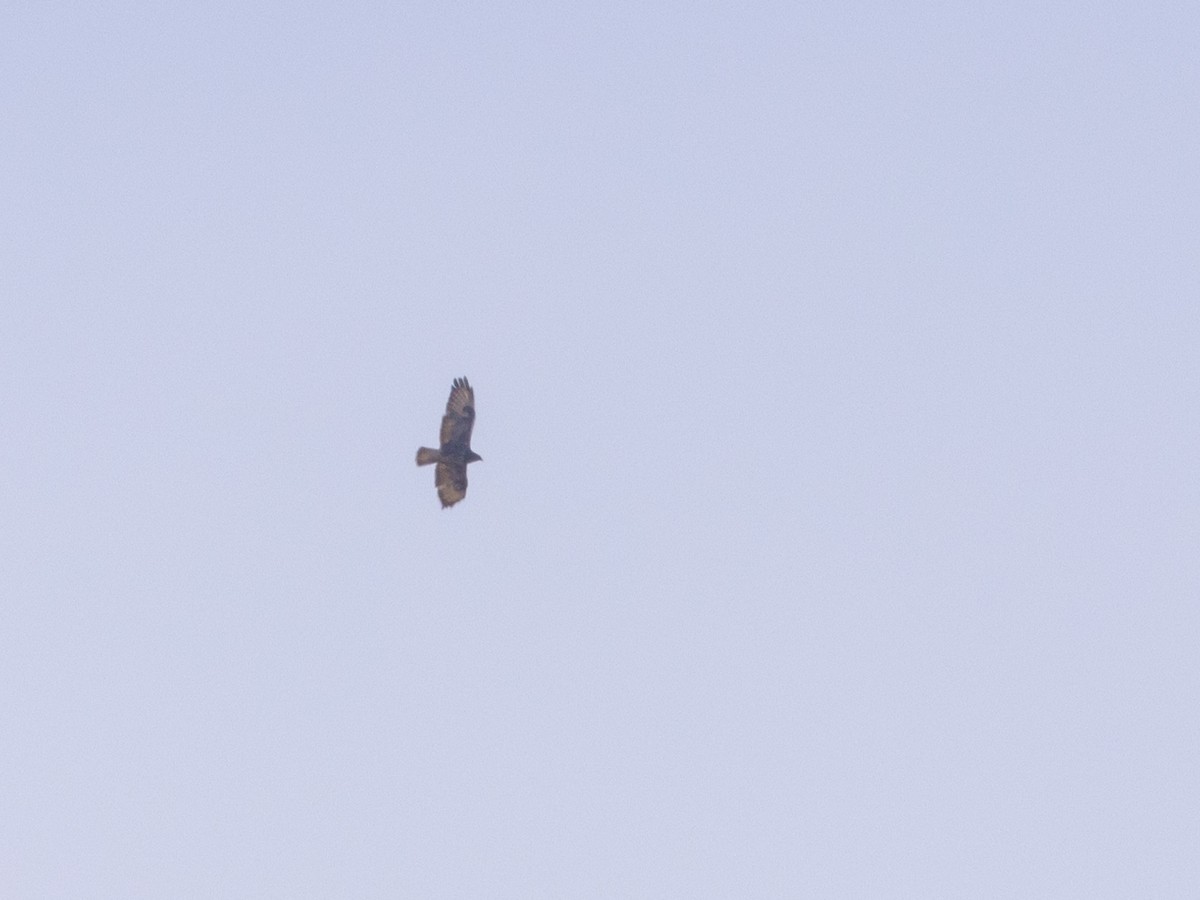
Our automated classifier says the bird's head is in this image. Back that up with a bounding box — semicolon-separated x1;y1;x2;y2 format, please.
467;451;483;463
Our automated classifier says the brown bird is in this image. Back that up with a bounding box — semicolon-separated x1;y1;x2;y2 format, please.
416;377;482;508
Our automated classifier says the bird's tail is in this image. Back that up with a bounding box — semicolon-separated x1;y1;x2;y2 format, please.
415;447;440;466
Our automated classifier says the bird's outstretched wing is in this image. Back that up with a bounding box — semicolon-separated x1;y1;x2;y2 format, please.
434;460;468;508
439;377;475;447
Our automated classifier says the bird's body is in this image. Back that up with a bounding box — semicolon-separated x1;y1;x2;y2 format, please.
416;377;482;508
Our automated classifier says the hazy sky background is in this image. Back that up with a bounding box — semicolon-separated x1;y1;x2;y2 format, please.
3;2;1198;896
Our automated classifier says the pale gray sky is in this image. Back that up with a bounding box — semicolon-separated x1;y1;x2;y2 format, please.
3;2;1198;896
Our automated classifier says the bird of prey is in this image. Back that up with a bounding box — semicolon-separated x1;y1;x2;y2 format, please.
416;377;482;508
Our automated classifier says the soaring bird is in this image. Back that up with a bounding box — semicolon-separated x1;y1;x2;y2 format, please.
415;377;482;508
